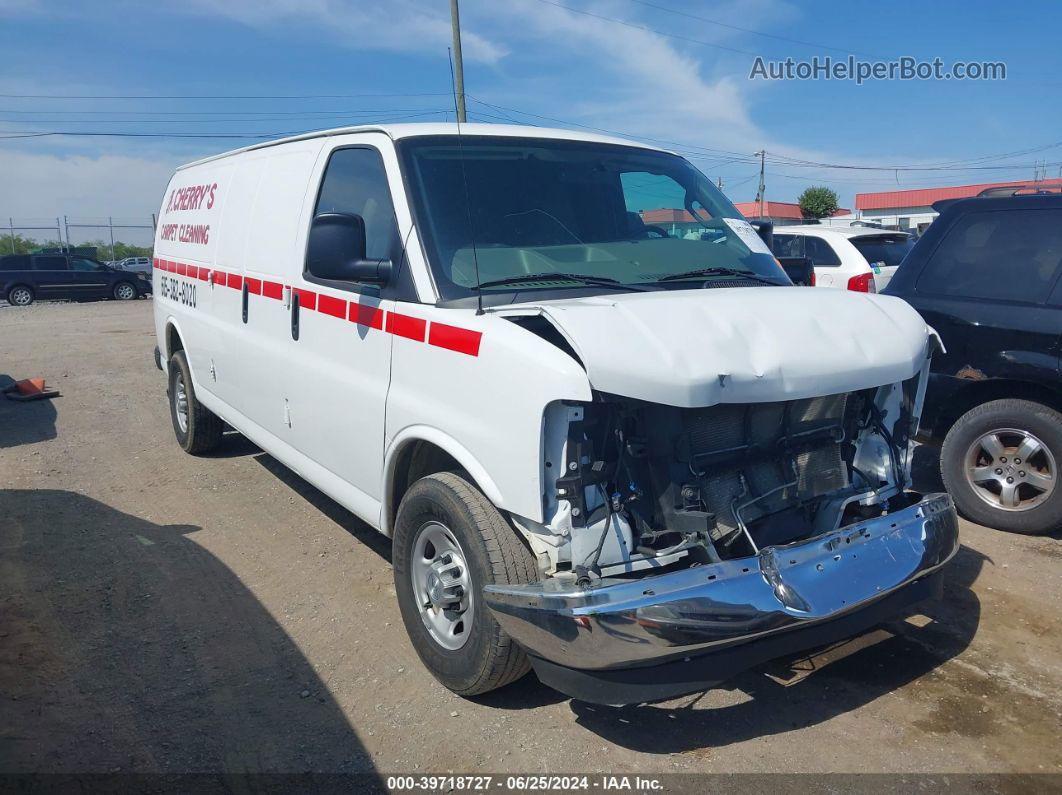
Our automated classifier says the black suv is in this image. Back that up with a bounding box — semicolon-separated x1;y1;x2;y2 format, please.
0;253;152;306
884;190;1062;534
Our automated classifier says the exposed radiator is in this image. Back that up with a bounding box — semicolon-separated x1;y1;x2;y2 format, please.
681;393;850;539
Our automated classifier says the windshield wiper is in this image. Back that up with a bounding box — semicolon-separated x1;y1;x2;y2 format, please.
473;272;650;291
654;266;781;285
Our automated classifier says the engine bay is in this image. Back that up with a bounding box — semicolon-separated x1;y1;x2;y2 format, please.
525;376;923;582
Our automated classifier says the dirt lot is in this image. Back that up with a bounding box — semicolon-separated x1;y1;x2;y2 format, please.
2;300;1061;778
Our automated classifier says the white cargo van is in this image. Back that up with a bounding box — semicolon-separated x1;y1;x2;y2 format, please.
153;123;958;705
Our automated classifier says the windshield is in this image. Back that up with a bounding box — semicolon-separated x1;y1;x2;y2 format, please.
398;136;786;299
850;235;915;269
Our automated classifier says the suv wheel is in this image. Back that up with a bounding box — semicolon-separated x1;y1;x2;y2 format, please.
393;472;536;696
941;398;1062;534
7;285;33;306
167;350;223;454
113;281;138;300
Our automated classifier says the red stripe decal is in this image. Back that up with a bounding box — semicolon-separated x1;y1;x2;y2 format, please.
386;311;426;342
198;268;210;281
176;262;187;276
212;270;224;285
262;281;284;300
187;265;199;279
428;322;483;357
317;294;346;319
244;277;262;295
227;273;243;290
349;302;385;330
294;288;317;311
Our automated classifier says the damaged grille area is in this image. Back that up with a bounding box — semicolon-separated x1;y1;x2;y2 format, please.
676;394;850;547
578;390;868;559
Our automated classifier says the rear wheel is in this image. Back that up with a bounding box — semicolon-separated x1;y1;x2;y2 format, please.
393;471;536;696
167;350;223;454
113;281;137;300
7;285;33;306
941;398;1062;534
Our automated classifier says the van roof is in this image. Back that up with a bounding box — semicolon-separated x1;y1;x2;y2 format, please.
177;122;668;170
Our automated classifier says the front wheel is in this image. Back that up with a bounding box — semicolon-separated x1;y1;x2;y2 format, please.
113;281;138;300
941;398;1062;535
393;472;537;696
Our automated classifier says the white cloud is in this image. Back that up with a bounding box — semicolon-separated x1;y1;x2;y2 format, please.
0;148;177;243
182;0;508;64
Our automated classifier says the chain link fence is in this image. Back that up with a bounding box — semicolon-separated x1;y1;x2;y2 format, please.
3;215;157;261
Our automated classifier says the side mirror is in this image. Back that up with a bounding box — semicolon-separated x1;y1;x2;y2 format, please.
306;212;392;285
777;256;814;287
750;219;773;250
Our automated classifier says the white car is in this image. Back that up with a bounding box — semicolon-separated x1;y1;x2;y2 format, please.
151;123;957;705
771;226;915;292
118;256;153;274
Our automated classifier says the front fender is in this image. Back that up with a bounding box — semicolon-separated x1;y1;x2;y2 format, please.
381;426;506;536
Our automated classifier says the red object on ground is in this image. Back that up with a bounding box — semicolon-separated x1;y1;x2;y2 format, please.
3;377;60;401
15;377;47;395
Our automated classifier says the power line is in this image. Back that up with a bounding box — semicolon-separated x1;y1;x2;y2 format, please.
0;110;451;124
0;91;453;100
0;107;450;116
0;111;452;140
532;0;762;57
620;0;883;58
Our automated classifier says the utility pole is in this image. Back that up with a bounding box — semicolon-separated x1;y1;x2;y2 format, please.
449;0;467;123
756;150;764;218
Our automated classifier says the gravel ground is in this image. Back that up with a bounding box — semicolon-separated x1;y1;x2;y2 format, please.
1;300;1061;778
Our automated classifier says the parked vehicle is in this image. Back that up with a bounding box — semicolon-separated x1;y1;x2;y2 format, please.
1;253;152;306
118;256;153;274
152;123;958;705
884;191;1062;535
771;226;915;292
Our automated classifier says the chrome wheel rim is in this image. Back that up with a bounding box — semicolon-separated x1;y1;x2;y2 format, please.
410;521;474;651
965;427;1056;512
174;374;189;434
116;284;135;299
10;288;31;305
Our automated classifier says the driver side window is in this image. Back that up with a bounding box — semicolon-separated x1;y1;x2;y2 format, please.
70;258;102;272
314;147;399;262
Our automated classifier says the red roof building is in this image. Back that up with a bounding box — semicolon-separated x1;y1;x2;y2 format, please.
854;178;1062;233
733;201;851;222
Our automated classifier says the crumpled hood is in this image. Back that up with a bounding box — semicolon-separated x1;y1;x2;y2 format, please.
514;287;933;407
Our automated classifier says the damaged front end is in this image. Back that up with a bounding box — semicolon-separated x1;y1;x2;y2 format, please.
485;363;959;704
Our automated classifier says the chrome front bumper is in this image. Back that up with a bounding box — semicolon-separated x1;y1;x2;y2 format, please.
484;493;959;673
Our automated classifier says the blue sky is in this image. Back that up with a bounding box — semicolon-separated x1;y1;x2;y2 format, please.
2;0;1060;240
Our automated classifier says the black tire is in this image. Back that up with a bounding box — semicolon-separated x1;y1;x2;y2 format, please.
7;285;34;306
941;398;1062;535
167;350;223;454
393;471;537;696
113;281;138;300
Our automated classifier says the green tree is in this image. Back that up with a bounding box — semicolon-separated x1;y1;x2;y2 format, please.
798;186;840;219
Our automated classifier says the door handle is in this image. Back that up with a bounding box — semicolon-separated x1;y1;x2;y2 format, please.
291;292;300;340
241;283;249;324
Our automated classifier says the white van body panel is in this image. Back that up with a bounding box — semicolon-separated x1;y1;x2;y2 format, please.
153;125;597;534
